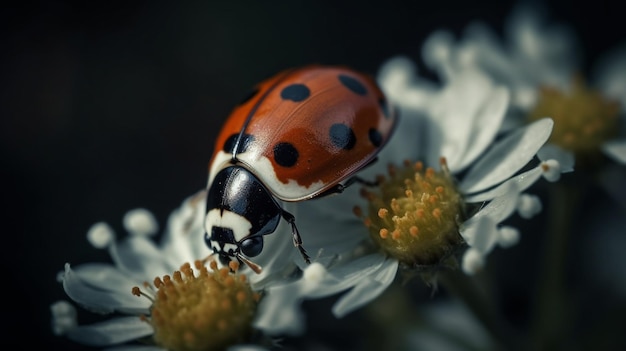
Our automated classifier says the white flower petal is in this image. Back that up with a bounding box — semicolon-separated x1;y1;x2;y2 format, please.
537;144;575;172
51;300;77;335
377;56;437;111
462;248;485;275
468;183;520;224
462;22;545;111
72;263;141;294
291;253;389;300
50;300;76;318
253;281;305;336
108;236;171;281
318;253;389;292
497;226;520;248
123;208;158;236
506;5;579;89
62;264;150;314
295;188;370;257
602;139;626;164
425;69;499;170
53;315;78;336
540;159;562;182
253;261;347;336
254;253;390;335
159;191;210;267
460;118;553;193
464;167;542;203
332;258;399;318
87;222;115;249
513;86;539;110
461;216;498;254
516;193;543;219
422;30;456;79
455;86;510;171
65;316;153;347
376;59;433;164
464;21;513;71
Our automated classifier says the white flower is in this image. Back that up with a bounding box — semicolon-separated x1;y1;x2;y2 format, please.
254;58;563;332
377;58;565;275
52;192;292;351
421;4;626;165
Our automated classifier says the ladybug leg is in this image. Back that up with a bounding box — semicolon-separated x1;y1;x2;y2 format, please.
317;157;380;198
317;176;379;198
281;210;311;264
342;175;378;188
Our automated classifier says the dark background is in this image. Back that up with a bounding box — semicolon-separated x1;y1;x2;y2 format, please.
2;0;625;349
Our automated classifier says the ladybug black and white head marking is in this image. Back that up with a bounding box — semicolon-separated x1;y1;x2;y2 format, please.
204;165;283;272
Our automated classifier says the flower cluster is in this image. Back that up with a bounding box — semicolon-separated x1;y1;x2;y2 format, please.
52;3;626;350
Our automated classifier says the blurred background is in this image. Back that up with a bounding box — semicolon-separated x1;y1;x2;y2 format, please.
2;0;625;349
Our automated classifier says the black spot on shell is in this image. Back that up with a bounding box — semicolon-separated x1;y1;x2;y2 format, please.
274;142;299;167
338;74;367;96
280;84;310;102
369;128;383;147
223;133;254;154
330;123;356;150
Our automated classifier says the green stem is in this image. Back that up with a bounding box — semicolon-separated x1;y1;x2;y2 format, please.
439;270;524;351
364;278;496;351
529;180;580;350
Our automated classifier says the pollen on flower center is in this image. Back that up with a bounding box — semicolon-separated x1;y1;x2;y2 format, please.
528;75;621;162
132;260;260;351
355;158;465;268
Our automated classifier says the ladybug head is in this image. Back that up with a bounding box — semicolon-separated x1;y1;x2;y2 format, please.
204;166;282;273
204;213;264;273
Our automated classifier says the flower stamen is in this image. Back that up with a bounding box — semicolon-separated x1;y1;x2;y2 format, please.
356;158;465;268
131;260;260;351
131;286;155;303
528;75;621;165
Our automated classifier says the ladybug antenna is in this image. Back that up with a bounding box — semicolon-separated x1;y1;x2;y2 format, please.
202;252;218;265
236;253;263;274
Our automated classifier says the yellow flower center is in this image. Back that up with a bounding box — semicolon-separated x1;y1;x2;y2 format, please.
132;260;260;351
355;158;466;268
528;75;621;164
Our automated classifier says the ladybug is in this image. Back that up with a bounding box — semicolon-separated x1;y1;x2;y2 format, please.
204;65;397;273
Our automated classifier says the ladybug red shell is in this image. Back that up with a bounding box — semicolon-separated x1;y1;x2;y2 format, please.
204;65;397;273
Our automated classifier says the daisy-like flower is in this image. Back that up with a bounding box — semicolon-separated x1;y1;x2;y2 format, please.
420;4;626;166
252;59;568;333
51;192;285;351
375;58;572;273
